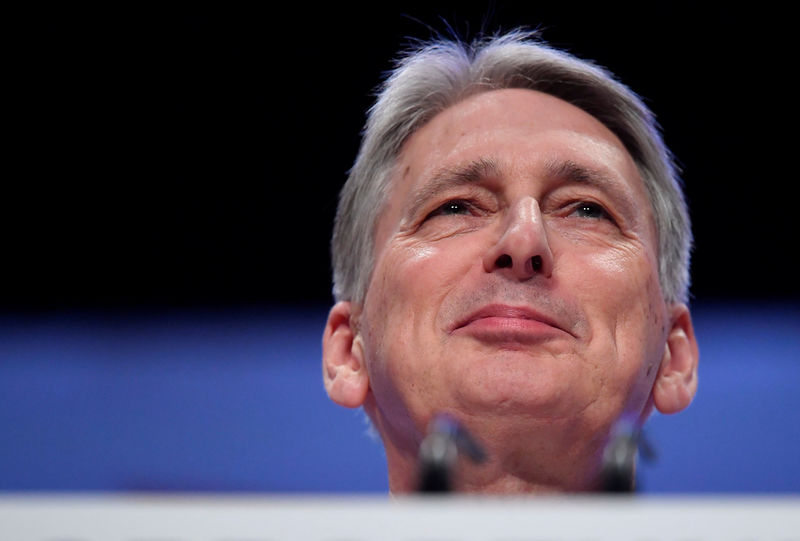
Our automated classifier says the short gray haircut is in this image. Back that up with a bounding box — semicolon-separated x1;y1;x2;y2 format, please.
332;30;692;305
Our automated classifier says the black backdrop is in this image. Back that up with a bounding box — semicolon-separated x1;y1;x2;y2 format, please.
7;4;795;310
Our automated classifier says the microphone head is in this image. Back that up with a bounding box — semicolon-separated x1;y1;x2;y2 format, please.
416;413;487;492
600;418;641;492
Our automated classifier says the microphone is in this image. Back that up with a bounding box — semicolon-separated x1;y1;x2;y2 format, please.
599;417;656;492
417;413;487;492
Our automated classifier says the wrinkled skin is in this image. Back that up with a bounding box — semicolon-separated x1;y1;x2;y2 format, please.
323;89;698;493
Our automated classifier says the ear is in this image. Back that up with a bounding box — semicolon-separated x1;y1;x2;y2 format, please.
652;303;700;414
322;301;369;408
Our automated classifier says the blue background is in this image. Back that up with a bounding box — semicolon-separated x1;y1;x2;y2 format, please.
1;301;798;493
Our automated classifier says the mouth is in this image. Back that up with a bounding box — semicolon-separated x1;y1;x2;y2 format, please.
450;303;573;342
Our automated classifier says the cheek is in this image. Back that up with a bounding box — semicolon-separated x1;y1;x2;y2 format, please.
361;241;472;391
568;241;661;320
564;244;666;408
368;243;444;319
368;238;480;319
595;246;666;349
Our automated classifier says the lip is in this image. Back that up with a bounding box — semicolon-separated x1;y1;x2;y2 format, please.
450;303;573;342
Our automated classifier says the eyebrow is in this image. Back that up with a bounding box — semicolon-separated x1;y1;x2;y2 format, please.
406;158;500;218
544;159;618;189
544;159;638;220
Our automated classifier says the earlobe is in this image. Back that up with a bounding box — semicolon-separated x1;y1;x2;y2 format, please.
322;301;370;408
652;303;700;415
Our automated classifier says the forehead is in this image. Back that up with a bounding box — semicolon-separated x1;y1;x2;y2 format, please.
399;88;639;186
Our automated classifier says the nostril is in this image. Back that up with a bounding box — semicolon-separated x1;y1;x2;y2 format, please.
496;254;512;269
531;255;543;271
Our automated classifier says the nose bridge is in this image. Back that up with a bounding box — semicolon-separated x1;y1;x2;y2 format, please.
483;195;553;279
507;196;540;239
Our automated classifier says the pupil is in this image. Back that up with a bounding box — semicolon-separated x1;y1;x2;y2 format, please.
579;204;601;218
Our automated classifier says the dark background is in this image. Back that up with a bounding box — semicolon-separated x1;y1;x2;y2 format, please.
6;4;795;311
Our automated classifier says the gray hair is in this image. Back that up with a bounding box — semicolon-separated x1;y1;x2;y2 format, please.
332;30;692;305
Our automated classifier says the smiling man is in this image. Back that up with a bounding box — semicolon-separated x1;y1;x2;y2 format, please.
322;31;699;493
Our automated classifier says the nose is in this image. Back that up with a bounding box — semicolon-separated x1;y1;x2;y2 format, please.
482;196;553;280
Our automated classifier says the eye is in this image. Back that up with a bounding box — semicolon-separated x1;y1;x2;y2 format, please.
570;201;612;220
427;199;474;218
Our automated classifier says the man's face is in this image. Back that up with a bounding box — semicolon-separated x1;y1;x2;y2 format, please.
357;88;670;465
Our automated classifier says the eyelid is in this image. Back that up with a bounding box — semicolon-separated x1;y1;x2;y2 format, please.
425;198;477;219
572;200;608;214
564;200;619;226
420;186;494;218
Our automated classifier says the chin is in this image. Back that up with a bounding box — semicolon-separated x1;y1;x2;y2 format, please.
451;375;584;419
451;351;577;404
